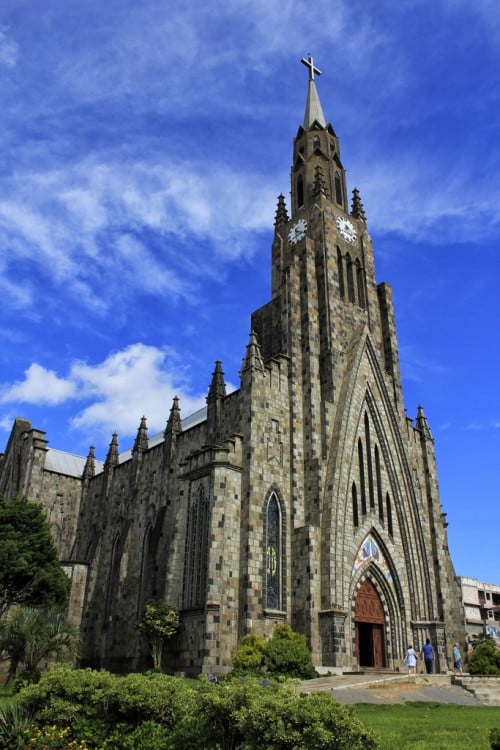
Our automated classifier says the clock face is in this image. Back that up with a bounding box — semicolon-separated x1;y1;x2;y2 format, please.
287;219;308;245
336;216;357;244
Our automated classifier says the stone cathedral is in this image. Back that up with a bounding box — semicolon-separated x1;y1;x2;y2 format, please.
0;58;465;675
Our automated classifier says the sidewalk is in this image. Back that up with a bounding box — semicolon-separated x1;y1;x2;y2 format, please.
296;672;484;705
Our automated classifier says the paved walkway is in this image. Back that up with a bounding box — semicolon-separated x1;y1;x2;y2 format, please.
296;673;483;705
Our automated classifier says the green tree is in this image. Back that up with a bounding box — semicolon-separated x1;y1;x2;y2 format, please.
0;494;69;617
0;606;79;683
136;600;179;671
468;635;500;675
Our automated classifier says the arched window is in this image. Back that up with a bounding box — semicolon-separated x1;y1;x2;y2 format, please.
183;484;210;608
138;525;152;617
375;446;384;523
346;253;356;303
334;171;343;205
358;439;367;515
337;248;345;299
364;413;375;510
265;492;283;611
356;260;366;309
297;174;304;207
105;534;121;622
386;493;393;537
352;482;359;527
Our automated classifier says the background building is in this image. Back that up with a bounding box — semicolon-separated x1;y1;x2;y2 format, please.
460;577;500;645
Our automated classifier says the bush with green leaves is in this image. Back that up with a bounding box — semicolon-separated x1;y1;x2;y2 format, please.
16;664;194;749
232;633;266;672
232;624;317;679
490;727;500;750
263;624;317;679
191;676;378;749
468;636;500;675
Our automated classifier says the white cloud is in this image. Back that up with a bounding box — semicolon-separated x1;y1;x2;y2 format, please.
0;27;18;67
0;343;207;443
0;363;76;405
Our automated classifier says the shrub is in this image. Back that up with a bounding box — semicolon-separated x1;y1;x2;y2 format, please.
16;664;194;749
468;637;500;675
136;600;179;670
263;624;317;679
188;676;378;749
232;634;266;671
0;702;36;749
490;727;500;750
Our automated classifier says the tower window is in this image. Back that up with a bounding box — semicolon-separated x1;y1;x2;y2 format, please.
346;254;356;304
334;172;343;205
358;439;367;515
386;493;393;537
297;174;304;207
337;248;345;299
356;259;366;309
352;482;359;527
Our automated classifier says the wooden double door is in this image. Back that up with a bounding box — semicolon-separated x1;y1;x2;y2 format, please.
354;579;386;668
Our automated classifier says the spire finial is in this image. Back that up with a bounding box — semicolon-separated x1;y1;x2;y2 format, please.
301;54;321;81
301;54;326;129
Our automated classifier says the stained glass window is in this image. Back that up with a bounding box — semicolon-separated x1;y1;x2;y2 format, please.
266;493;281;610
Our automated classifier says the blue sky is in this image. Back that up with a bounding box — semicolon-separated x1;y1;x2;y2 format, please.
0;0;499;583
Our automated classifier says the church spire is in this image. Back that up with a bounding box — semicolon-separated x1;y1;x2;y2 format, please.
301;55;326;129
133;415;149;454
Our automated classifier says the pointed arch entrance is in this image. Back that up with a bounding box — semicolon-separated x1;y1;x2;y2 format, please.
354;579;386;668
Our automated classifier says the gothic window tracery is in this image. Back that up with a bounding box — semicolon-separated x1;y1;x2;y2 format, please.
265;491;284;611
375;446;384;523
183;484;210;608
356;259;366;309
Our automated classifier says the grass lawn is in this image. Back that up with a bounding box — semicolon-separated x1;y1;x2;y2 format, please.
353;702;500;750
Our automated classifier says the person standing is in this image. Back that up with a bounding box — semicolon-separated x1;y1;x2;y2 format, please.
405;644;417;675
452;642;463;674
420;638;435;674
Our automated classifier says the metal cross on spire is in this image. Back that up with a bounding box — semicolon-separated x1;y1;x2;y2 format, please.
301;54;322;81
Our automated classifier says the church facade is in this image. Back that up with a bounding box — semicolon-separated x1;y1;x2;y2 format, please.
0;58;465;675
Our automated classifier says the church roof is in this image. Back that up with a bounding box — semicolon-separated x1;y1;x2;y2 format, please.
43;405;208;477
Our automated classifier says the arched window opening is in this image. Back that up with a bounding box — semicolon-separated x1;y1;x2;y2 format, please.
105;535;121;622
346;253;356;304
358;439;367;515
183;485;210;608
352;482;359;528
138;526;153;617
334;171;343;205
356;260;366;309
364;413;375;510
375;446;384;523
266;492;283;611
386;493;393;537
337;248;345;299
297;174;304;207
